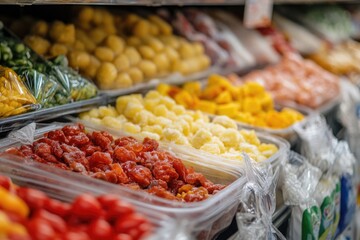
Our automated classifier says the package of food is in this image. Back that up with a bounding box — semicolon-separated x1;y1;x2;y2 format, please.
0;65;38;118
272;14;324;55
0;122;247;240
0;26;71;107
157;74;308;143
234;154;285;240
281;152;322;240
294;115;336;173
295;114;357;238
78;90;289;167
0;160;186;240
50;55;98;101
240;54;340;110
289;5;354;44
211;10;280;65
164;9;229;67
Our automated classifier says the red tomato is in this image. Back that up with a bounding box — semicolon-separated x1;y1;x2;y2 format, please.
34;209;67;233
87;218;113;240
0;175;11;190
16;188;48;211
115;213;147;234
112;234;133;240
97;195;134;222
27;218;56;240
44;199;71;218
70;194;103;222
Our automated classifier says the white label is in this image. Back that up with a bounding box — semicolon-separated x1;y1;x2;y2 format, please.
244;0;273;28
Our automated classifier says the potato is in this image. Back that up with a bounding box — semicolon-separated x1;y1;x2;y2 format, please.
31;20;48;37
193;42;205;55
164;46;179;62
76;30;96;52
153;53;169;72
72;40;85;51
138;60;157;79
49;21;65;41
113;55;130;72
94;46;115;62
127;67;144;84
49;43;68;57
78;7;94;23
138;46;155;59
127;36;142;47
96;62;118;90
24;35;50;56
88;28;107;45
68;50;91;69
114;72;133;88
133;20;151;38
179;43;195;59
93;9;104;25
105;35;124;55
123;47;141;66
83;55;100;79
148;15;172;35
147;38;164;52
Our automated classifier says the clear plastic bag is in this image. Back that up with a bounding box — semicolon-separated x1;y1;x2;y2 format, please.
294;115;336;173
281;152;322;240
50;55;98;101
0;65;38;118
233;154;285;240
0;122;247;240
272;14;323;55
0;25;71;108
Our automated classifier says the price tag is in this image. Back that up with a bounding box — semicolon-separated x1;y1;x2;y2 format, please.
244;0;273;28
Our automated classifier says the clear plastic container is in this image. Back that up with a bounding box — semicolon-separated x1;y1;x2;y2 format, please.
0;96;105;133
224;104;314;145
100;66;219;101
73;116;290;173
0;154;181;240
0;123;247;240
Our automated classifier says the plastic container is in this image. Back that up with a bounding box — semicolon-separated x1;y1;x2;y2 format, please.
0;123;247;240
74;116;290;172
0;95;105;133
0;154;181;240
100;65;219;102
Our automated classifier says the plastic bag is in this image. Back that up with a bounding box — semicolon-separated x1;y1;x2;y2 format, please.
281;152;322;240
234;154;285;240
272;14;323;55
51;55;97;101
212;10;280;65
0;25;71;108
294;115;336;173
0;65;38;118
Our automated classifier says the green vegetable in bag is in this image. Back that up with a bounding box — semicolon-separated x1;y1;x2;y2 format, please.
51;55;97;101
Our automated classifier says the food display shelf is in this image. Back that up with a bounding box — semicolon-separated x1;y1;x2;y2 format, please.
0;0;357;6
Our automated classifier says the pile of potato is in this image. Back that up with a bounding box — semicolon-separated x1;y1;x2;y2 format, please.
17;7;210;90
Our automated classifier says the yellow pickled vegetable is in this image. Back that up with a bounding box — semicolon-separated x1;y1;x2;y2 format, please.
158;74;304;129
0;66;37;118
